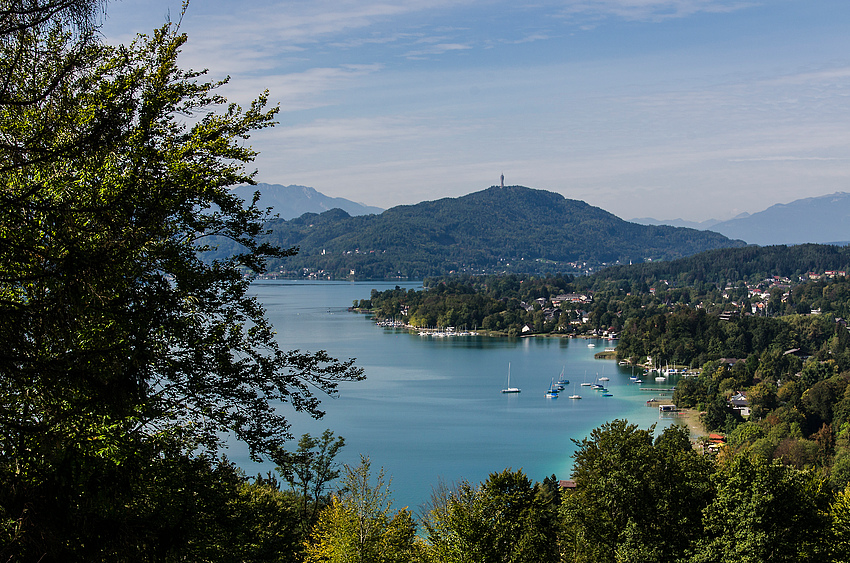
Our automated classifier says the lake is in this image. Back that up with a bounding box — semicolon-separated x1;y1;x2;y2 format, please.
234;280;686;511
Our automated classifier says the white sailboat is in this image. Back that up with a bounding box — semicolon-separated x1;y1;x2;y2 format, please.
501;362;521;393
569;381;582;400
598;365;608;382
655;360;667;382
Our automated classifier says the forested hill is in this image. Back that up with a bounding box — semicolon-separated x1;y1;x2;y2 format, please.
585;243;850;287
259;185;745;279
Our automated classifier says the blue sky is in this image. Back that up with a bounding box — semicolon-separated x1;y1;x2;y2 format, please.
101;0;850;222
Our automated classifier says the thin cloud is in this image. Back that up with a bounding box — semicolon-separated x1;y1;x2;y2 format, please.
507;32;551;44
217;64;383;111
730;156;849;162
556;0;758;23
199;0;475;47
404;43;473;58
762;66;850;86
328;31;418;49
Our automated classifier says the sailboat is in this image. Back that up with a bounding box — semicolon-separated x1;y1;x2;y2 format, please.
569;381;582;400
598;366;608;382
655;360;667;382
556;366;569;388
501;362;521;393
545;377;559;398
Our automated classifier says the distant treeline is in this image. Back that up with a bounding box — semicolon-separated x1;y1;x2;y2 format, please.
589;243;850;287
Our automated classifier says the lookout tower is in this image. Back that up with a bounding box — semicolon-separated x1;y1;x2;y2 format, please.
500;174;504;188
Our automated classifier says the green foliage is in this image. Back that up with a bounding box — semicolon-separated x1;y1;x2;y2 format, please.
303;456;424;563
273;429;346;534
0;436;306;562
563;420;713;563
693;455;831;563
558;419;850;563
831;485;850;562
0;10;363;560
364;275;584;335
422;469;560;563
595;244;850;290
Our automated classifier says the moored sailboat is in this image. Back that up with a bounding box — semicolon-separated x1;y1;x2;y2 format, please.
501;362;521;393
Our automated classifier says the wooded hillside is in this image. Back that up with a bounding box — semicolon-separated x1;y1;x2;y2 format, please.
255;186;745;279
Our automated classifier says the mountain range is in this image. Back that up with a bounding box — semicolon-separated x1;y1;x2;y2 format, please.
231;183;383;220
251;185;744;279
631;192;850;246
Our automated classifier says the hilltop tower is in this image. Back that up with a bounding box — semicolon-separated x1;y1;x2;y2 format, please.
500;174;504;188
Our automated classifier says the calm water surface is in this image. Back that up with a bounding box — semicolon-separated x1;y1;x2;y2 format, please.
235;280;685;511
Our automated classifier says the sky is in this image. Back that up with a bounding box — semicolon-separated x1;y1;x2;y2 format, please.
100;0;850;222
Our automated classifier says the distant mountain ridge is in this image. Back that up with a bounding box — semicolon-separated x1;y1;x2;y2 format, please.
231;183;383;220
256;185;745;279
711;192;850;245
631;191;850;246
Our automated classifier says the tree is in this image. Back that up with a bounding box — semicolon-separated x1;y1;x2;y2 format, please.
422;479;490;563
831;485;850;562
274;429;346;534
563;420;713;563
0;12;363;560
303;456;423;563
692;454;831;563
422;469;560;563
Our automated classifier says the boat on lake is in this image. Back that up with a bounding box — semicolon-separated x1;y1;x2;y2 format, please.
501;363;521;393
545;377;560;397
556;366;569;388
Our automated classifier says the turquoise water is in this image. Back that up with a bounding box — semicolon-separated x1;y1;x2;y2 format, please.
235;280;683;511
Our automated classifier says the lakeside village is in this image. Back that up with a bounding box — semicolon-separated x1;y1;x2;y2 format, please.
370;270;847;335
